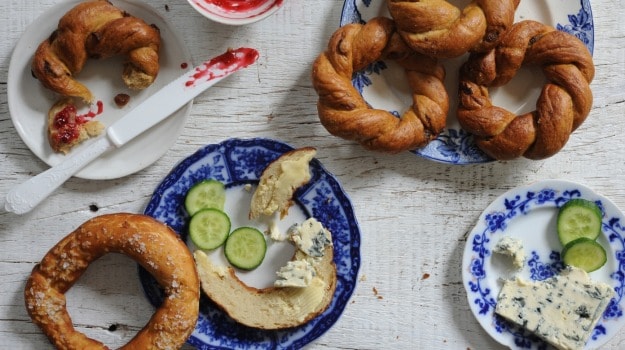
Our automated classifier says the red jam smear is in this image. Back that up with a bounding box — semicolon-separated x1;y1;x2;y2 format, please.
202;0;270;12
185;48;259;87
53;101;104;144
192;0;283;17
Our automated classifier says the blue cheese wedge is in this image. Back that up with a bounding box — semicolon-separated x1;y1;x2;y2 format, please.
273;218;333;288
274;260;316;288
493;236;525;268
288;218;332;258
495;266;614;350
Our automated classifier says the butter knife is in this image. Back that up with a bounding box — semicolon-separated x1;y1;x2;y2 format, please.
5;47;259;214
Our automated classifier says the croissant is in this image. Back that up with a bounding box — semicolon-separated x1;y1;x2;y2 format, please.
387;0;520;58
311;17;449;153
31;0;161;103
457;20;595;160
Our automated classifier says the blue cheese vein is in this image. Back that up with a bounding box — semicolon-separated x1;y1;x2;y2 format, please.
288;218;332;257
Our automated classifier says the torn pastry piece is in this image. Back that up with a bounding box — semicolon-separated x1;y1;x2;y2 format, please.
47;98;104;154
249;147;317;219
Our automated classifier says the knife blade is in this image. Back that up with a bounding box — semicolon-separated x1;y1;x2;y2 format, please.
4;47;259;215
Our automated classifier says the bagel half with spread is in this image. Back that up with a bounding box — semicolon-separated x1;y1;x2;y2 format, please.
249;147;316;219
194;221;337;330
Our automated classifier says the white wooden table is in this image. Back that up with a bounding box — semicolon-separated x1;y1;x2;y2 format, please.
1;0;624;349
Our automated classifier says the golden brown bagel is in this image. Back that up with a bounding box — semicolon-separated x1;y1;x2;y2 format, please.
24;213;199;350
457;20;595;160
387;0;520;58
312;17;449;153
31;0;161;103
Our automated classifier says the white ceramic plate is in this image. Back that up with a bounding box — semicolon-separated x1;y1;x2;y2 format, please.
462;180;625;349
340;0;594;164
139;138;361;349
187;0;285;25
7;0;193;180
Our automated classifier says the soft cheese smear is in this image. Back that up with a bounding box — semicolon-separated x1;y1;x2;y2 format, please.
249;148;316;219
495;266;614;350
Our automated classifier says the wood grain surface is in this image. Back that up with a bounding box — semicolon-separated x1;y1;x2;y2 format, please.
1;0;624;349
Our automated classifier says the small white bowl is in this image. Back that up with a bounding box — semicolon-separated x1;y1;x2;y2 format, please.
187;0;284;25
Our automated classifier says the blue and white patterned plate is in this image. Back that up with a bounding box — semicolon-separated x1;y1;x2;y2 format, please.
462;180;625;349
138;138;361;349
340;0;594;164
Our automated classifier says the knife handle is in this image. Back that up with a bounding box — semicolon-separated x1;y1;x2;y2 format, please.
4;137;114;215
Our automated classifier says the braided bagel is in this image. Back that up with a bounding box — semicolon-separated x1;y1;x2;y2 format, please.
32;0;161;103
387;0;520;58
311;17;449;154
24;213;199;350
457;20;595;160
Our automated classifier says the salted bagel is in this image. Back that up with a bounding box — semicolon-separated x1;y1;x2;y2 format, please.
387;0;520;58
312;17;449;153
457;20;595;160
32;0;161;103
24;213;199;350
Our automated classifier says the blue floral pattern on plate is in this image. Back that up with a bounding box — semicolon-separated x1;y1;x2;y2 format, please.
138;138;361;349
462;180;625;349
339;0;594;164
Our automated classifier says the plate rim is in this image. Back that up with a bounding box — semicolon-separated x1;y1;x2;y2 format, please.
139;137;361;349
462;179;625;349
338;0;594;165
6;0;194;180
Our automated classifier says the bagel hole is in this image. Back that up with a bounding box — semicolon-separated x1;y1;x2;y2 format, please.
490;65;546;116
358;61;413;116
64;253;154;347
189;183;306;289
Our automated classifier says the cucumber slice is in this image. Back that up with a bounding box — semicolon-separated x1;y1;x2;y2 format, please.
189;208;231;250
185;179;226;216
224;227;267;270
557;199;602;245
562;237;607;272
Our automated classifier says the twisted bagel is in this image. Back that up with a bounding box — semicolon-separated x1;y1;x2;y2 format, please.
457;20;594;160
32;0;161;103
24;213;199;350
312;17;449;153
387;0;520;58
